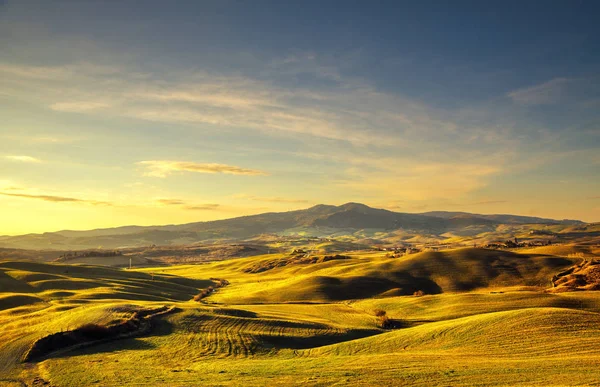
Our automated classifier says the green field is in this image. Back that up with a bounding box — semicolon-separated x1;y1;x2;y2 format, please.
1;247;600;386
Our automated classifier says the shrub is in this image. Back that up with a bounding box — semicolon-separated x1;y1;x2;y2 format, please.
378;315;392;329
77;323;111;340
374;309;393;328
413;290;425;297
193;286;214;301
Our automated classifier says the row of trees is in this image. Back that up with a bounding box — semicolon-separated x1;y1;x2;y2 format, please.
58;250;123;259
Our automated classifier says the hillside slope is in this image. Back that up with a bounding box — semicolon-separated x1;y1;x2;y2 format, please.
146;248;578;304
1;247;600;386
307;307;600;356
0;203;587;250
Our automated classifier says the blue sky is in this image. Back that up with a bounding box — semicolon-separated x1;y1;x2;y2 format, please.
0;0;599;234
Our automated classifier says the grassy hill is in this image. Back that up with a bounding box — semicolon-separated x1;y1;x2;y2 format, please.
1;247;600;386
0;261;212;303
150;248;576;304
308;307;600;356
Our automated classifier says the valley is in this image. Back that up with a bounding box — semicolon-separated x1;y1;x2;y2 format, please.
1;204;599;386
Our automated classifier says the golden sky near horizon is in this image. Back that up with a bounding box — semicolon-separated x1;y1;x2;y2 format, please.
1;1;599;235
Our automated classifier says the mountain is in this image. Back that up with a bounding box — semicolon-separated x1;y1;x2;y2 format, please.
0;203;585;250
420;211;582;225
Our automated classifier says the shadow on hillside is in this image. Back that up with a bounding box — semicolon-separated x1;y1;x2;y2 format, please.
0;270;35;293
211;308;258;318
305;274;443;300
0;261;212;291
58;337;157;358
0;294;44;311
30;318;174;361
79;291;191;302
541;257;576;268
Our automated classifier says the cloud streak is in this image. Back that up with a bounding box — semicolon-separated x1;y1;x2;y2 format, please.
0;192;111;206
156;198;186;206
184;204;220;211
233;194;310;204
0;61;466;148
507;78;569;105
155;198;220;210
50;101;110;112
138;160;267;178
4;155;43;163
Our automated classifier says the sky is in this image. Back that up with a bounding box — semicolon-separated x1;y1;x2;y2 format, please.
1;0;599;235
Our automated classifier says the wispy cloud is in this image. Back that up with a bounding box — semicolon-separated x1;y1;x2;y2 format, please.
0;63;73;80
0;192;111;205
154;198;220;211
0;180;23;191
507;78;570;105
123;85;451;147
0;61;465;147
233;194;310;204
138;160;267;178
31;136;75;144
0;62;120;80
0;134;80;144
4;155;43;163
155;198;186;206
184;204;220;211
50;101;110;112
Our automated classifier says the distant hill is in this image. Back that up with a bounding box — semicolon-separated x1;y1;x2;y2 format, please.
0;203;586;250
420;211;582;225
219;247;577;303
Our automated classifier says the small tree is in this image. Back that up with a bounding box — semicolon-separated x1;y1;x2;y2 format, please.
374;309;392;329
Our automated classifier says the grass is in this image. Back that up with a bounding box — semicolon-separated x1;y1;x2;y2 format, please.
307;307;600;356
142;248;576;304
1;247;600;386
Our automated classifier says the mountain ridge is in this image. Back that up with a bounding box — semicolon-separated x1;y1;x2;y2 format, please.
0;203;585;250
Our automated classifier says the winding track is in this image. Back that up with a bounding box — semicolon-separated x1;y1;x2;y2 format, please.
176;311;358;357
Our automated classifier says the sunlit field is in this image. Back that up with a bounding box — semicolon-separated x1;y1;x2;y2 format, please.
1;246;600;386
2;1;600;386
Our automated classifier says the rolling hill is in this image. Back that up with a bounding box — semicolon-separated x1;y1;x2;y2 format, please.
2;247;600;386
155;248;577;304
